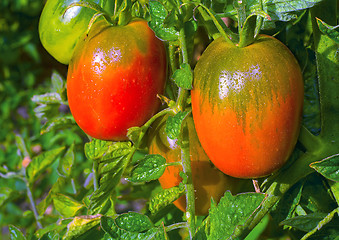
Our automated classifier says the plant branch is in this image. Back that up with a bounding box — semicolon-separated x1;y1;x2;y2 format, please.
25;180;43;229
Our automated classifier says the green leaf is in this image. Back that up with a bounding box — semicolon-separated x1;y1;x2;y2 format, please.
26;147;65;184
9;225;26;240
51;70;65;95
31;93;63;104
35;219;70;239
37;177;66;215
101;216;166;239
149;0;179;41
238;14;257;48
317;18;339;44
280;212;329;232
165;111;189;140
172;63;193;90
63;215;101;240
115;212;153;232
149;186;185;214
209;191;266;239
53;193;85;218
57;143;75;178
41;116;75;135
85;140;134;214
128;154;167;183
310;154;339;182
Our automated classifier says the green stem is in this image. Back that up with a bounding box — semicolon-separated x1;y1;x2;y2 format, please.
165;222;188;232
175;22;196;239
298;125;323;152
93;161;99;191
180;134;196;239
26;180;42;229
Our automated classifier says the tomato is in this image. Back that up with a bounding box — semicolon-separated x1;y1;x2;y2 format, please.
67;19;167;141
39;0;103;65
149;115;246;215
191;35;304;179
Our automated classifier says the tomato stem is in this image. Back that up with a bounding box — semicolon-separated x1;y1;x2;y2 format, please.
25;178;43;229
298;125;323;152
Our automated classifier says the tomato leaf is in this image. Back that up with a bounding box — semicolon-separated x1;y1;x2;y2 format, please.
310;154;339;182
172;63;193;90
57;143;75;178
101;215;166;239
41;116;75;135
85;139;134;214
15;134;30;158
31;92;63;104
63;215;101;240
165;111;189;140
115;212;153;232
26;147;65;184
51;70;65;96
52;193;85;218
9;225;26;240
209;191;266;239
128;154;167;183
0;187;19;208
149;186;185;214
149;0;179;41
316;18;339;44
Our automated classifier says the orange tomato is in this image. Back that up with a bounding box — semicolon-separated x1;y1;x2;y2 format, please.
191;35;304;178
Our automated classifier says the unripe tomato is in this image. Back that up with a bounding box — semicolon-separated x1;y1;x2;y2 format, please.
39;0;103;64
67;20;167;141
191;35;304;179
149;115;244;215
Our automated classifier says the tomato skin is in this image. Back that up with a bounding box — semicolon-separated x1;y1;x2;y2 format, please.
39;0;102;65
191;35;304;179
149;115;244;215
67;20;167;141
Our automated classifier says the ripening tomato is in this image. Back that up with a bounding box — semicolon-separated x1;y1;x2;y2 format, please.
149;115;246;215
67;19;167;141
191;35;304;179
39;0;104;64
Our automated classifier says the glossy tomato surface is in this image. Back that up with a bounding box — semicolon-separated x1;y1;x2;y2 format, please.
67;20;167;141
39;0;103;64
149;115;244;215
191;35;304;179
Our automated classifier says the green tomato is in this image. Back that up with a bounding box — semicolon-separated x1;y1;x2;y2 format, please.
39;0;103;65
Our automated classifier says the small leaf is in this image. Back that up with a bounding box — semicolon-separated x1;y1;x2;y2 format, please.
149;0;179;41
317;18;339;44
26;147;65;184
310;154;339;182
15;134;29;157
172;63;193;90
280;212;328;232
51;71;65;94
9;225;26;240
149;186;185;214
41;116;75;135
115;212;153;232
53;193;85;218
165;111;189;140
209;192;266;239
31;93;62;104
128;154;167;183
57;144;75;178
63;215;101;240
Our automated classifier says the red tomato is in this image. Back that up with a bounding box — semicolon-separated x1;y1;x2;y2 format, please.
67;20;167;141
149;115;247;215
191;35;304;179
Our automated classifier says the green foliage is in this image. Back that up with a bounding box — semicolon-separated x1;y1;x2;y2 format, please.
0;0;338;239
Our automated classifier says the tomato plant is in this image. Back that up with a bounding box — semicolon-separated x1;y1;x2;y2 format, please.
39;0;106;65
191;34;304;178
149;115;246;215
2;0;339;240
67;19;167;141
